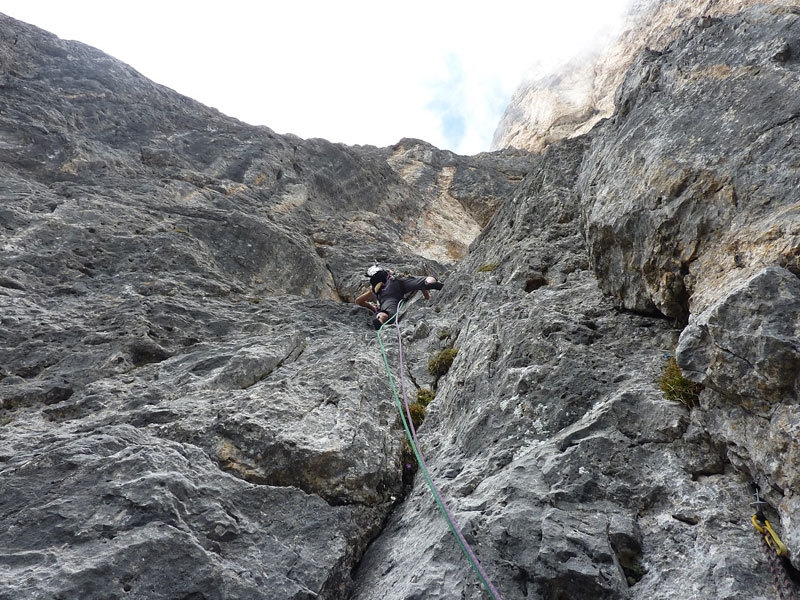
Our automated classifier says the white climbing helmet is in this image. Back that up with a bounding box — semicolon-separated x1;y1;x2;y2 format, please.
365;264;384;277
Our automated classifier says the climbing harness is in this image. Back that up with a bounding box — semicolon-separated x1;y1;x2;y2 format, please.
752;488;796;600
376;302;503;600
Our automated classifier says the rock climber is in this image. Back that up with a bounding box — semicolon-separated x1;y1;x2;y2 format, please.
355;265;444;329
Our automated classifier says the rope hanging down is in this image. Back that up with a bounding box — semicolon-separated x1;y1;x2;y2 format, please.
376;302;503;600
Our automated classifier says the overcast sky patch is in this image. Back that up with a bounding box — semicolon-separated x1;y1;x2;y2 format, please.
0;1;634;155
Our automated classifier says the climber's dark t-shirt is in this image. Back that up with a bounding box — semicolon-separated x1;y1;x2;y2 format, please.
373;276;430;316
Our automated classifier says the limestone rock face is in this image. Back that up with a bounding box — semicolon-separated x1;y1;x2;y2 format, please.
492;0;795;153
350;135;763;600
1;425;371;599
0;13;530;600
675;265;800;562
579;5;800;324
676;266;800;402
2;6;800;600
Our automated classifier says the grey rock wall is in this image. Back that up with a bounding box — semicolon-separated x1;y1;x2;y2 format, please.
354;5;800;599
575;11;800;576
2;5;800;600
0;13;529;599
350;134;770;600
579;5;800;324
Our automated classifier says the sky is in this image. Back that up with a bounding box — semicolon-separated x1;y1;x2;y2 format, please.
1;1;633;155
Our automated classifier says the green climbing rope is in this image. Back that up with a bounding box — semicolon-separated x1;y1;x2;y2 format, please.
376;306;503;600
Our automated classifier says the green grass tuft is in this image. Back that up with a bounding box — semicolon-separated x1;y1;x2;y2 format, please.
417;388;435;407
658;356;702;408
428;348;458;377
406;402;427;429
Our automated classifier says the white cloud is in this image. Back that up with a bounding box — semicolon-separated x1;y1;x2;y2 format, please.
0;0;633;154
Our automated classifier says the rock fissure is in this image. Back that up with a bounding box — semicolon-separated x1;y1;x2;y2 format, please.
760;111;800;136
245;340;305;390
711;338;758;374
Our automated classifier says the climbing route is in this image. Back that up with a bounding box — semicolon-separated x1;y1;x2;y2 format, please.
376;303;503;600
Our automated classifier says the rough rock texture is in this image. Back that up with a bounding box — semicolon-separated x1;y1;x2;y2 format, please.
2;5;800;600
492;0;796;153
0;13;530;600
350;135;763;600
579;4;800;326
676;264;800;561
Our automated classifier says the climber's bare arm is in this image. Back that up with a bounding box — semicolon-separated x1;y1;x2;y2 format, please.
355;290;377;312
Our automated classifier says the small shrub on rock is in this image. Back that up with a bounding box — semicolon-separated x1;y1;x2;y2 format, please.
428;348;458;377
417;388;435;407
407;402;426;429
658;356;702;408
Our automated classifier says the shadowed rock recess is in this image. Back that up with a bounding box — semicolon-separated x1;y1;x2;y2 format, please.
1;6;799;600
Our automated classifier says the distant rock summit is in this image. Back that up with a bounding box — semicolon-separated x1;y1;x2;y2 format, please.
492;0;796;152
2;3;800;600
